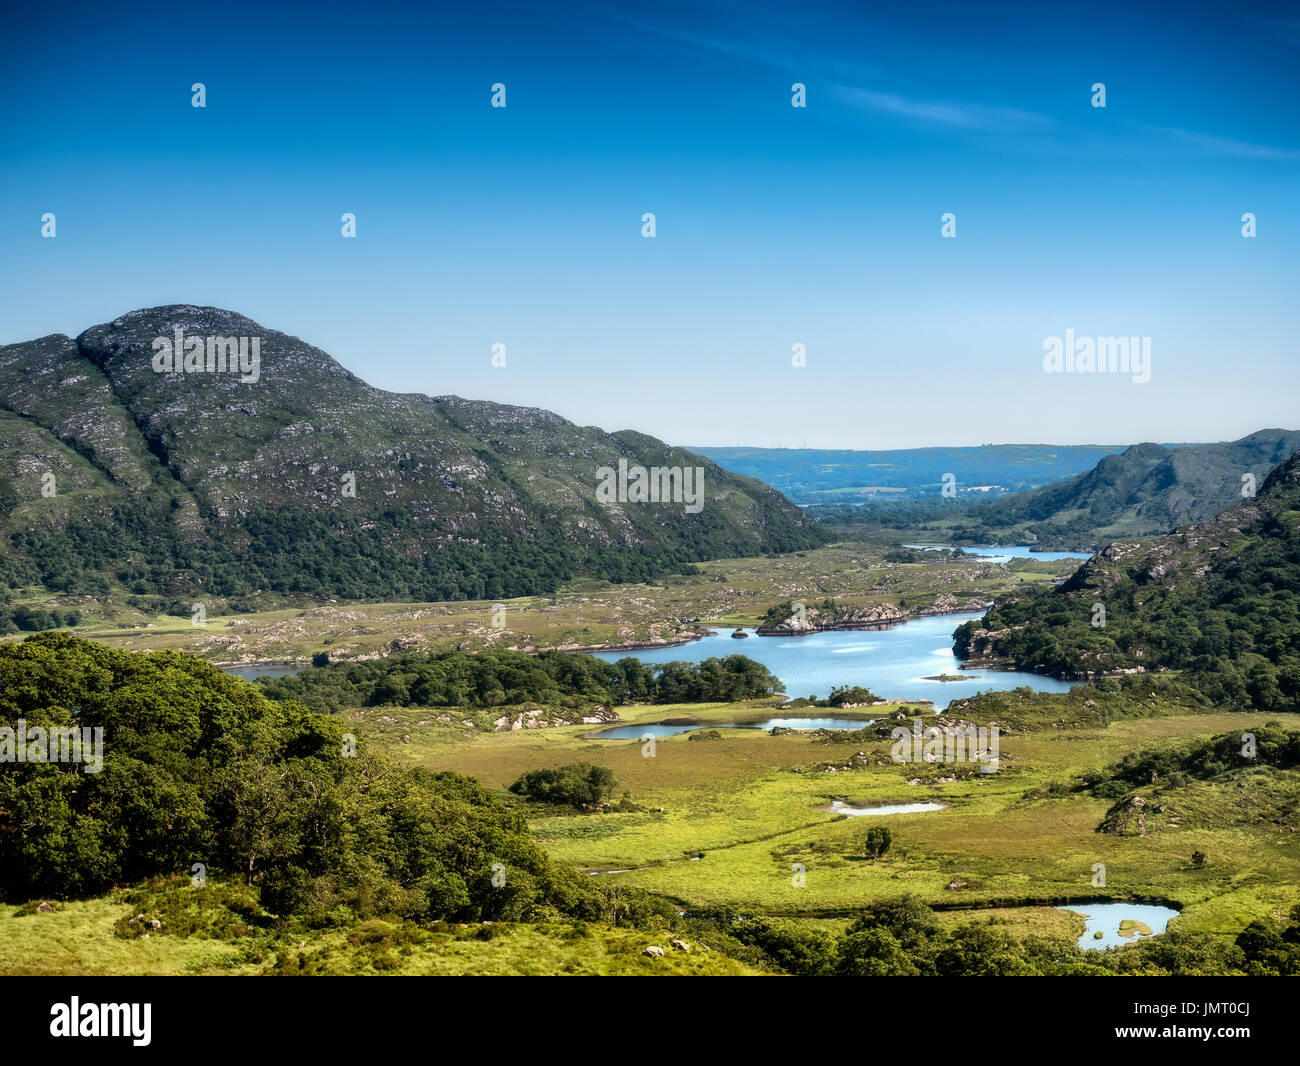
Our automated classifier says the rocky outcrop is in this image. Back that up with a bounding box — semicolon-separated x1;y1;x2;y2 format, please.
760;595;990;636
491;705;620;732
1099;794;1148;836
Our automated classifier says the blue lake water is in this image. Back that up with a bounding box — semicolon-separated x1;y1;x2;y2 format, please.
592;611;1076;708
1058;902;1179;950
904;544;1091;563
223;664;303;681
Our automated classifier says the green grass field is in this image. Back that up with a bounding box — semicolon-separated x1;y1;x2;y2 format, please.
369;704;1300;937
0;898;760;976
5;690;1296;975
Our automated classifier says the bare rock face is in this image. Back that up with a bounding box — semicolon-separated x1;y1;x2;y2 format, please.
642;945;665;958
916;594;993;617
1100;794;1148;836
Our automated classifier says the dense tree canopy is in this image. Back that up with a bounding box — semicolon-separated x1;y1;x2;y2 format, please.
0;633;660;926
258;649;783;713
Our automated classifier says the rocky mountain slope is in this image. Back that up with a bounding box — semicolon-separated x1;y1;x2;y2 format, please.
0;306;825;608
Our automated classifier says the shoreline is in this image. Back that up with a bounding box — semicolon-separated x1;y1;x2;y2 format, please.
755;603;992;637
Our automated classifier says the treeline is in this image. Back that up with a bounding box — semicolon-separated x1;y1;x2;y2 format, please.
258;649;783;713
5;500;717;605
0;603;83;634
804;497;984;530
688;894;1300;976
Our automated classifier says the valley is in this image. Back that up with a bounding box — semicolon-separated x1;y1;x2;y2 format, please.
1;310;1297;979
3;500;1298;975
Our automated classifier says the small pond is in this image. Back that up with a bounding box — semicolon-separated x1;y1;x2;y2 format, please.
1057;902;1179;949
820;800;948;817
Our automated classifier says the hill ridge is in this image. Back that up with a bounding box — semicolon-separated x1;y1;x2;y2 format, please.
0;306;825;610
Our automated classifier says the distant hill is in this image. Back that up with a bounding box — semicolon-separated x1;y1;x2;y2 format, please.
954;451;1300;711
691;444;1129;505
0;306;824;615
949;431;1300;547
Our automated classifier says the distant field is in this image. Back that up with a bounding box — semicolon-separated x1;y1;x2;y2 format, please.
693;444;1130;504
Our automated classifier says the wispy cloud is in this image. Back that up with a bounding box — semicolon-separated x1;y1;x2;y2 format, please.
602;7;1048;135
832;85;1051;133
600;6;882;81
1143;124;1300;160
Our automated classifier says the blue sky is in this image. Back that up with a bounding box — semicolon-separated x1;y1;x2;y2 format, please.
2;0;1297;448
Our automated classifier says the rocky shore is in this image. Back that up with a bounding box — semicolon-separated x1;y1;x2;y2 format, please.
757;595;991;636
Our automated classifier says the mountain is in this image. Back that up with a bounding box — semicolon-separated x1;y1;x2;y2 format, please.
951;431;1300;547
0;306;824;611
954;452;1300;711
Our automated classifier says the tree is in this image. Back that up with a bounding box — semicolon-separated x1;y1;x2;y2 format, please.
509;763;618;809
863;825;892;859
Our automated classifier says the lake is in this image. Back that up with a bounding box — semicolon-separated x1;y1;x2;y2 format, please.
1058;902;1179;950
588;715;877;740
223;664;303;681
821;800;948;816
592;611;1076;708
904;543;1091;563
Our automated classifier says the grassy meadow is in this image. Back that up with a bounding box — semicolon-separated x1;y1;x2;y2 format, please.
354;691;1300;940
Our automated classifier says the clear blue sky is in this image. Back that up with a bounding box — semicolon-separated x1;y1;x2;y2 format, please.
2;0;1297;448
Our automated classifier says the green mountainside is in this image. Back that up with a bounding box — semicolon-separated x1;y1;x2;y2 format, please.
0;306;824;613
946;431;1300;547
954;452;1300;710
